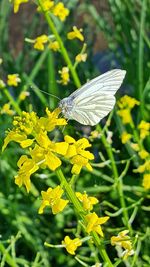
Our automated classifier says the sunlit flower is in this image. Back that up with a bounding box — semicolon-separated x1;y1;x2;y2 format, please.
138;149;149;159
1;103;14;116
15;155;39;192
58;67;70;85
121;132;132;144
85;212;109;237
49;41;60;51
37;0;54;12
65;135;94;174
134;160;150;173
118;95;139;109
34;35;48;51
38;185;69;214
75;53;87;63
7;74;21;86
142;173;150;189
117;109;132;124
130;143;140;151
67;26;84;41
111;230;134;259
138;120;150;139
53;2;69;21
76;192;98;211
0;79;6;89
62;236;82;255
10;0;29;13
19;91;30;101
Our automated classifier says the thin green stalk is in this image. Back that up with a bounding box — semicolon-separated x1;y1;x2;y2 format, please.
3;88;22;115
97;124;132;234
38;0;81;88
138;0;147;117
56;168;114;267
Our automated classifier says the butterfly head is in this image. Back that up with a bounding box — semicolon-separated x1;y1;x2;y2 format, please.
58;97;73;119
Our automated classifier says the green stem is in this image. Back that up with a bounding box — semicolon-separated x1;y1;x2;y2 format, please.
97;124;132;234
56;168;114;267
38;0;81;88
3;88;22;115
138;0;147;117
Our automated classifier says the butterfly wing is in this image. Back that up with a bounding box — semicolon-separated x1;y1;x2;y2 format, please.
69;69;126;125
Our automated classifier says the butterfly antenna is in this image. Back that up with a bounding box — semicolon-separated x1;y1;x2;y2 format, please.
31;86;61;100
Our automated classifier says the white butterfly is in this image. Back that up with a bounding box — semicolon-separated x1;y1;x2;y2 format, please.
58;69;126;126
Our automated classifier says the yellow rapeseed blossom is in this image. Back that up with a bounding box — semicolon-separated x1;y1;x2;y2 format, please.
65;135;94;175
138;149;149;159
34;35;48;51
49;41;60;51
19;91;30;101
85;212;109;237
117;109;132;124
53;2;69;21
38;186;69;214
62;236;82;255
75;53;87;63
37;0;54;12
67;26;84;41
15;155;39;192
142;173;150;190
10;0;29;13
76;192;98;211
138;120;150;139
131;143;140;151
111;230;134;259
0;79;6;89
134;160;150;173
59;67;70;85
118;95;139;109
7;74;21;86
121;132;132;144
1;103;14;116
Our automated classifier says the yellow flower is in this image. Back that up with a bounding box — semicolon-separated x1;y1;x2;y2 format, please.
10;0;29;13
138;120;150;139
62;236;82;255
1;103;14;116
67;26;84;41
75;53;87;63
37;0;54;12
117;109;132;124
134;160;150;173
130;143;140;151
53;3;69;21
65;135;94;174
49;41;60;51
34;35;48;51
118;95;139;109
85;212;109;237
58;67;70;85
76;192;98;211
19;91;30;101
0;79;6;89
142;173;150;189
31;131;68;171
121;132;132;144
7;74;21;86
38;186;69;214
111;230;134;259
138;149;149;159
15;155;39;192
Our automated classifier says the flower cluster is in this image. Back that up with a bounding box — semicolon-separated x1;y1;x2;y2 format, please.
117;95;139;124
3;108;94;192
37;1;69;21
111;230;134;259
